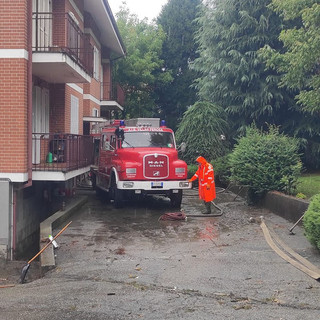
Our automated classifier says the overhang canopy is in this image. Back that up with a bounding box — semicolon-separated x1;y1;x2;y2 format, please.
84;0;126;57
83;116;108;122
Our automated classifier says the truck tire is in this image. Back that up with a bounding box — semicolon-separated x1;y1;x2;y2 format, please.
170;190;182;208
110;176;124;208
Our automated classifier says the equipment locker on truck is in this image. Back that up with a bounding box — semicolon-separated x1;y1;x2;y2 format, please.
91;118;191;208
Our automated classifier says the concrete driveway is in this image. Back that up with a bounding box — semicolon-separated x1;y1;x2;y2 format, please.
1;188;319;320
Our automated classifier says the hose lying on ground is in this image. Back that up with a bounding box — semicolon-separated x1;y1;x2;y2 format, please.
260;217;320;281
159;212;187;221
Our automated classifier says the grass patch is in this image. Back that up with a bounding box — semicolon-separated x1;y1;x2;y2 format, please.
296;172;320;199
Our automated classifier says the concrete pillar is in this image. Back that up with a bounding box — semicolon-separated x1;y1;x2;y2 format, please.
0;180;12;259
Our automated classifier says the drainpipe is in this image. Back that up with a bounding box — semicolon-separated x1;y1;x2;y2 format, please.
25;0;33;188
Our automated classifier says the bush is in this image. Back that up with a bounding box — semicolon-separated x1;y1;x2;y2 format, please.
212;154;232;187
303;194;320;250
229;125;302;203
187;164;198;179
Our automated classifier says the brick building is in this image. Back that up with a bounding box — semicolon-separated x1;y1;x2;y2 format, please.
0;0;125;259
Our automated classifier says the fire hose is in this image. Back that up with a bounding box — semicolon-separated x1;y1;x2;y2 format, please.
260;217;320;281
159;212;187;221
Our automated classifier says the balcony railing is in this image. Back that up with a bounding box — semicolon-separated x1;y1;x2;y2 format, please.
101;82;125;105
32;12;93;77
32;133;94;172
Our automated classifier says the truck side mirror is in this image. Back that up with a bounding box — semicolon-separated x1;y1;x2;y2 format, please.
178;142;186;153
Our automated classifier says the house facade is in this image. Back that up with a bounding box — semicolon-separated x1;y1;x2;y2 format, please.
0;0;125;259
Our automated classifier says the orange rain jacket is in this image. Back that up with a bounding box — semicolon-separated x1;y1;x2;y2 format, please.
189;156;216;202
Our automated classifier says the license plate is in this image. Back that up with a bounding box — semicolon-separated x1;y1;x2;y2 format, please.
151;181;163;188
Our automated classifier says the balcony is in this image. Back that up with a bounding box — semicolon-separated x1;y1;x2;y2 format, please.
100;82;125;112
32;133;94;181
32;12;93;84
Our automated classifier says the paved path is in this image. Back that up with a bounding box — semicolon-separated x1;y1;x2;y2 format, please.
1;189;319;320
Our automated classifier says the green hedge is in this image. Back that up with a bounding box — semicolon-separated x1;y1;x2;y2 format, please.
229;125;302;203
303;193;320;250
212;155;232;187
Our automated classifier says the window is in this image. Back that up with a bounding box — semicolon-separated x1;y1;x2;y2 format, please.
110;135;116;150
32;86;49;133
32;86;49;164
32;0;52;50
93;46;100;80
102;134;115;151
92;108;99;117
70;95;79;134
102;134;109;150
121;132;175;148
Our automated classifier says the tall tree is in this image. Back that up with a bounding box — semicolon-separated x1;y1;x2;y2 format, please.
176;101;229;163
260;0;320;168
192;0;293;135
113;5;172;118
262;0;320;114
156;0;202;130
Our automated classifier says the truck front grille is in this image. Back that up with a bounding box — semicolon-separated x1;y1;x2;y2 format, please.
143;154;169;179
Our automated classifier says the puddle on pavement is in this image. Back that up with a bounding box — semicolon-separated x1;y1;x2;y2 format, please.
76;189;252;246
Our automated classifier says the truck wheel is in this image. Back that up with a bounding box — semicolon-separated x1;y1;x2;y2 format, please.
170;190;182;208
110;176;124;208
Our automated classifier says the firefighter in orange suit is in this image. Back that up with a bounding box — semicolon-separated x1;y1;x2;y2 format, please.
189;156;216;214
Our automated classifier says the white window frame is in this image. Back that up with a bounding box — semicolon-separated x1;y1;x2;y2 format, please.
32;86;50;164
93;46;100;81
70;95;79;134
92;108;99;117
32;86;49;133
32;0;52;50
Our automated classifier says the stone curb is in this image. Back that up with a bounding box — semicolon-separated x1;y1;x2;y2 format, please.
261;191;309;223
40;196;88;271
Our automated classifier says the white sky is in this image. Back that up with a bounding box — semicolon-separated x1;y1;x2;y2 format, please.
108;0;169;21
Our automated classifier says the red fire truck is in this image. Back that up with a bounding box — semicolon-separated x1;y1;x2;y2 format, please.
91;118;191;208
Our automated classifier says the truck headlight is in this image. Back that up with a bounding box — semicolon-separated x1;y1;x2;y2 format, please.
179;181;190;188
175;168;185;175
123;182;134;188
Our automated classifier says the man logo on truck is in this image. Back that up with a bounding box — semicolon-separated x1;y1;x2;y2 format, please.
149;160;165;168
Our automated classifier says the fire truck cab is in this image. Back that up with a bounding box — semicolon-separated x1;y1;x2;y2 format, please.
91;118;191;208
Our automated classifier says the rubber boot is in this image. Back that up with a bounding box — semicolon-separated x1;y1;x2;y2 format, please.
203;201;211;214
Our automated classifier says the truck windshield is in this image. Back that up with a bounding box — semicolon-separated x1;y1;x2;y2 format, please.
121;131;175;148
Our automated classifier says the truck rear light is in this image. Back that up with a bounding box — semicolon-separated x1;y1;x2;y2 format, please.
179;182;190;188
175;168;185;174
123;182;134;188
126;168;136;175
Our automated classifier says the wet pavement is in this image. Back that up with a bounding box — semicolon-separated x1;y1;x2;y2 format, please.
1;188;320;320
